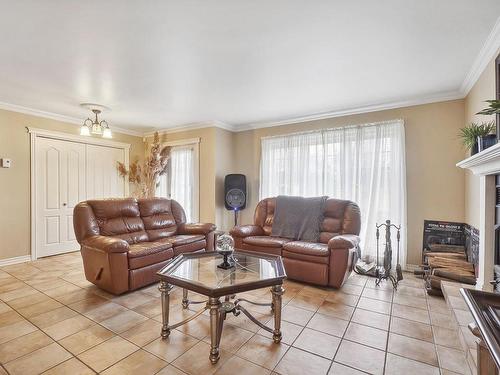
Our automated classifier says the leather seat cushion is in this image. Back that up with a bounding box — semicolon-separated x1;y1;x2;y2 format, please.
162;235;205;247
242;236;291;248
282;241;330;265
173;240;206;256
128;240;174;269
128;241;173;258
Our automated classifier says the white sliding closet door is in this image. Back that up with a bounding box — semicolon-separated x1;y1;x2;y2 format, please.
86;144;126;199
36;137;86;257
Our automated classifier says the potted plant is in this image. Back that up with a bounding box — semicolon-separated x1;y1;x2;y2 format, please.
459;121;496;155
477;99;500;115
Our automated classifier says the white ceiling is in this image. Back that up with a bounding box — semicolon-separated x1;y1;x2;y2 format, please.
0;1;499;134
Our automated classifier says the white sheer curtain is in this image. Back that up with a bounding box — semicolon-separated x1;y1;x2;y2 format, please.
260;119;407;268
157;146;195;222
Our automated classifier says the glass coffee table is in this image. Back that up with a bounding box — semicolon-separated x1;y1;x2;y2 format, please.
157;250;286;364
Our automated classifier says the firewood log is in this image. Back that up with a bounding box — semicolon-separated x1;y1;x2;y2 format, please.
427;244;466;253
425;252;467;260
433;269;476;285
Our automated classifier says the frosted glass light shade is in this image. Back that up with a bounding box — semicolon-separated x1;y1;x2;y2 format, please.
80;125;90;136
102;128;113;138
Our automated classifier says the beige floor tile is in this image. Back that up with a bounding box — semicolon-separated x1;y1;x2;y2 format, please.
0;286;39;302
335;340;385;375
351;309;390;331
433;326;462;349
0;320;38;344
390;316;433;342
357;297;391;315
280;305;314;326
292;327;340;359
68;295;109;314
328;362;367;374
0;303;11;315
317;301;354;320
77;336;138;372
339;284;363;296
120;319;161;346
155;365;188;375
100;310;148;333
54;288;98;305
436;345;470;374
175;313;211;338
361;288;393;302
0;310;24;327
43;315;94;340
396;285;426;298
83;302;129;322
392;303;430;324
393;293;427;310
288;293;325;311
173;341;231;375
0;330;53;363
430;311;458;330
215;355;270;375
385;353;439;375
236;334;289;370
29;306;78;328
4;342;72;375
258;320;303;345
275;347;331;375
41;358;94;375
44;284;82;299
113;292;157;310
133;299;163;317
203;323;254;353
388;332;438;366
59;324;114;355
101;349;167;375
7;293;53;310
325;291;360;306
16;299;63;318
144;331;199;362
344;322;387;350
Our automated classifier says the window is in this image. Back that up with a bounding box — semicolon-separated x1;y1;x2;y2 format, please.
260;119;407;267
157;140;200;222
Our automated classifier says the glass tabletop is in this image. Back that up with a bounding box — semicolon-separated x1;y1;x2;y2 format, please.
158;251;284;290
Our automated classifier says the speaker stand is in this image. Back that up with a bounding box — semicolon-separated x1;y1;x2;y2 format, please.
234;209;239;227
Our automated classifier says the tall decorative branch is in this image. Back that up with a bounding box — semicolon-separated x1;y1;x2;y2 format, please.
117;132;171;198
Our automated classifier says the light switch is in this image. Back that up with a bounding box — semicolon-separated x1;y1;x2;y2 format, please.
1;158;11;168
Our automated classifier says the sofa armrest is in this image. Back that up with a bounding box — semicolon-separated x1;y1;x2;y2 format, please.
328;234;360;250
230;225;265;238
177;223;216;235
81;235;130;253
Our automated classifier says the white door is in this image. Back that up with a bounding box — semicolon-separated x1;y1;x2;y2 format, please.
86;144;126;199
36;137;86;257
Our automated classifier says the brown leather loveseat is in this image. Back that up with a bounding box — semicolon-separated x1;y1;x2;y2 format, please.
230;197;361;288
74;197;216;294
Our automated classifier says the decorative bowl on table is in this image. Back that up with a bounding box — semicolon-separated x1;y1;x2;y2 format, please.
216;234;235;269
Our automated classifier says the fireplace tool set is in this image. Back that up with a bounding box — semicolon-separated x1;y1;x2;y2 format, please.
374;220;403;289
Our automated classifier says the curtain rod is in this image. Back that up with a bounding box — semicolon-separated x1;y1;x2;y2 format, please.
260;118;404;140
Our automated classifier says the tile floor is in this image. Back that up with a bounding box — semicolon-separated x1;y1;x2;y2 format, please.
0;252;472;375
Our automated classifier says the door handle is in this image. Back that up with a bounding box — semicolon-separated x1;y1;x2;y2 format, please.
62;203;67;206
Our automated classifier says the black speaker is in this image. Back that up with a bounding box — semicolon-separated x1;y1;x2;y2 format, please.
224;174;246;211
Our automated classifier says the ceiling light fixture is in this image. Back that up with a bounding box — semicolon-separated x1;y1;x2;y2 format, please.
80;103;112;138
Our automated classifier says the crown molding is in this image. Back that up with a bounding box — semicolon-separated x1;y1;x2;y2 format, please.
460;16;500;96
235;90;464;132
143;120;235;137
0;101;143;137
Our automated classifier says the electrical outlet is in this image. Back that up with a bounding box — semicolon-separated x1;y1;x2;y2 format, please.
1;158;11;168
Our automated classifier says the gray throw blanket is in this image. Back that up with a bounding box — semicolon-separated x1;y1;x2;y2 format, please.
271;195;328;242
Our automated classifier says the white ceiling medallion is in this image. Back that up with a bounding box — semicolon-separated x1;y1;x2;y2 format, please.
79;103;112;138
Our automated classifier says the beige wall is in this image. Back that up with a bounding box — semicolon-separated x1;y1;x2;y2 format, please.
0;108;144;261
234;100;466;266
214;128;236;231
464;54;498;229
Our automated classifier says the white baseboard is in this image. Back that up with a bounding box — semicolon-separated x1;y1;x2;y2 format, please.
0;255;31;267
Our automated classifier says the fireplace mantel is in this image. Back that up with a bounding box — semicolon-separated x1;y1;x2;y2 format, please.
457;142;500;175
457;145;500;291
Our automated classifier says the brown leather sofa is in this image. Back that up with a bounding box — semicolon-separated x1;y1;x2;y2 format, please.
73;197;216;295
230;197;361;288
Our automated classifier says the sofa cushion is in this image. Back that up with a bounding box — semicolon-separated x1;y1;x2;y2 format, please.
283;241;329;257
163;234;205;247
138;198;178;240
242;236;291;248
173;240;206;256
128;241;174;269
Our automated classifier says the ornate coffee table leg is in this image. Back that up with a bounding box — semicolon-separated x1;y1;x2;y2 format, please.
182;288;189;309
208;297;222;364
159;281;173;338
271;285;285;343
